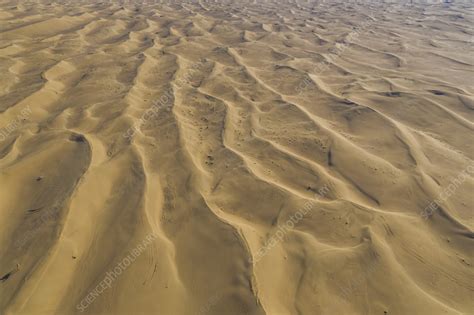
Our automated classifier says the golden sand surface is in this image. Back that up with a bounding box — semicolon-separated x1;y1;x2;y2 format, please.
0;0;473;314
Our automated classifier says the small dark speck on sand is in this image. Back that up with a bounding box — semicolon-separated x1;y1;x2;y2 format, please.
0;272;12;282
429;90;445;96
69;134;86;143
385;91;401;97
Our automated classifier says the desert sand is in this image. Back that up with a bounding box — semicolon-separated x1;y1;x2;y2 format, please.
0;0;473;314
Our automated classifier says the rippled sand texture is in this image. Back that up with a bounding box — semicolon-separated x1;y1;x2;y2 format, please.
0;0;473;314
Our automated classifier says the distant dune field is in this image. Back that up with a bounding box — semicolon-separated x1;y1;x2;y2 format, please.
0;1;473;314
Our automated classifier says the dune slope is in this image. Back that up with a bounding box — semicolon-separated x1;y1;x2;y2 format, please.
0;1;473;315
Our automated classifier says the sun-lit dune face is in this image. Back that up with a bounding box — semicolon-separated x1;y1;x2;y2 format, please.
0;0;473;314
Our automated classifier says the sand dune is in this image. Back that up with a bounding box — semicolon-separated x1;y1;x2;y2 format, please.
0;0;473;314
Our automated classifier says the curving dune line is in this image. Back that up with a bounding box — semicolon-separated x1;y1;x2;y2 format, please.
0;1;473;315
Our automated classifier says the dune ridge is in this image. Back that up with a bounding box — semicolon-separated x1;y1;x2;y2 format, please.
0;1;473;314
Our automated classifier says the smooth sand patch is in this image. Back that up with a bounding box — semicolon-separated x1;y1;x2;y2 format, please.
0;1;473;314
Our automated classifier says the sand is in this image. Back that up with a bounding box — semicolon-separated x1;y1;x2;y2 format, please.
0;0;473;314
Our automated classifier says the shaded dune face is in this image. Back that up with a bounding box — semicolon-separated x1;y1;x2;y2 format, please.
0;0;473;315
